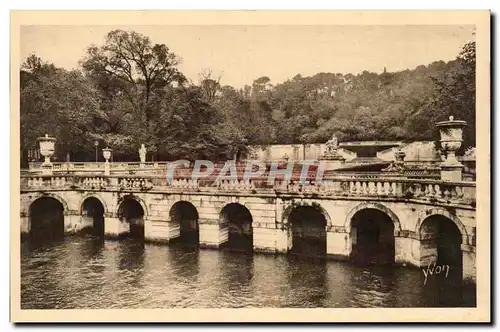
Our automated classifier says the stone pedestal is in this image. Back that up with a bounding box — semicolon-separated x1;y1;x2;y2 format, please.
105;217;130;238
253;227;275;253
440;164;464;182
462;244;476;283
326;231;350;260
275;228;291;253
41;165;53;175
199;222;227;248
20;216;29;235
144;220;179;243
394;236;420;267
64;213;84;234
104;163;110;176
80;215;94;231
253;226;291;253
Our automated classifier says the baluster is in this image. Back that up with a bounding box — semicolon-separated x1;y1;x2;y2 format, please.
353;181;359;194
434;184;441;198
417;184;424;197
443;187;451;199
427;184;435;197
367;182;374;195
360;181;367;195
456;186;464;199
423;184;429;196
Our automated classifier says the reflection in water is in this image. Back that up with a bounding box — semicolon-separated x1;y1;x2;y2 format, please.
285;255;328;307
20;236;476;309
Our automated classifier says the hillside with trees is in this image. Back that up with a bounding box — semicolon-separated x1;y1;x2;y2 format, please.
20;30;476;165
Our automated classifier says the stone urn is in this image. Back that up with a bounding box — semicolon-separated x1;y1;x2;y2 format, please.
436;116;467;165
102;147;112;175
37;134;57;167
436;115;467;181
102;147;112;163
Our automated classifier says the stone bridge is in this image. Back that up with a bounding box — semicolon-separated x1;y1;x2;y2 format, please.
20;170;477;282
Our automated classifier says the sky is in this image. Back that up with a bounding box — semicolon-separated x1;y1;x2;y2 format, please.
20;25;475;88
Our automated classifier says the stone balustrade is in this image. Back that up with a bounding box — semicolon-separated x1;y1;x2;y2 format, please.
20;173;476;207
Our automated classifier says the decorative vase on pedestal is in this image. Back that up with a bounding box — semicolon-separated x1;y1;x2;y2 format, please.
436;116;467;182
37;134;56;175
102;148;112;175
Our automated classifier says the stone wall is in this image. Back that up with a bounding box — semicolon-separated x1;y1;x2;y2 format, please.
377;141;440;162
250;144;357;161
251;141;445;162
20;189;477;281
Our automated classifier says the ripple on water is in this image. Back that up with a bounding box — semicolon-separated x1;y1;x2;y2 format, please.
20;236;476;309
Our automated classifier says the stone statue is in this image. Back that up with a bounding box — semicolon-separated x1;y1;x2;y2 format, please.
325;135;338;155
139;144;147;163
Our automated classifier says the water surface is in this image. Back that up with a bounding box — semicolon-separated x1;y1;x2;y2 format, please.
21;236;476;309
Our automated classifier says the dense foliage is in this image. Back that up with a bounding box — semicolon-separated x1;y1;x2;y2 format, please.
20;30;476;165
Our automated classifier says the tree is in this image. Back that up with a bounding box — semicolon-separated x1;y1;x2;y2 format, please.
80;30;186;145
407;41;476;151
20;56;99;162
198;68;222;103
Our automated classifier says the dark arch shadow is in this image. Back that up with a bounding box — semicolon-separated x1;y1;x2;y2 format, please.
220;203;253;252
169;201;200;247
350;208;395;266
288;205;327;258
28;197;65;247
117;197;145;239
419;215;474;306
81;197;105;237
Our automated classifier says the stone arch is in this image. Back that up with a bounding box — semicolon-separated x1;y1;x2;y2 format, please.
219;202;254;224
416;207;469;245
27;193;69;214
284;201;329;257
169;200;200;246
344;202;402;234
116;194;148;218
281;200;332;227
27;194;67;242
78;193;109;215
219;202;254;251
170;200;199;219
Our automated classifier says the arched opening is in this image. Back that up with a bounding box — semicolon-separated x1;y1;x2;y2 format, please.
28;197;65;244
420;215;463;279
117;197;145;239
81;197;105;237
288;205;327;257
350;209;395;265
220;203;253;252
169;201;199;246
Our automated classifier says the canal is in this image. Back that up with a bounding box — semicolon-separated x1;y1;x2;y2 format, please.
21;236;476;309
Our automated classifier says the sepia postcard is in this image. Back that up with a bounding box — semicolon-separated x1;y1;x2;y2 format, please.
10;10;491;323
